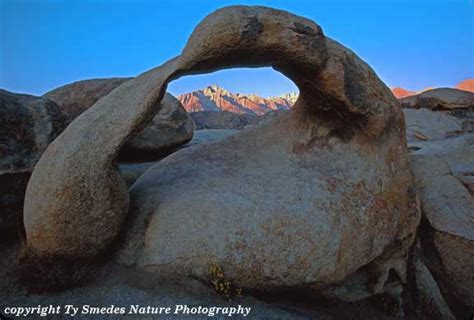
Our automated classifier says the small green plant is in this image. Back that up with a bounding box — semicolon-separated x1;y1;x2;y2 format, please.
208;264;242;300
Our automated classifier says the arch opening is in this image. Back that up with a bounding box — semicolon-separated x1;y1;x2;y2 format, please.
168;67;299;117
22;5;400;263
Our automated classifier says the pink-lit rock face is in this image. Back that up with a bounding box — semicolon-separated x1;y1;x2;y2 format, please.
457;78;474;92
392;87;416;99
178;84;297;115
391;79;474;99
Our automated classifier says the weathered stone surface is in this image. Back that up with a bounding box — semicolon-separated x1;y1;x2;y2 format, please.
412;241;455;320
45;79;194;161
408;133;474;177
24;6;418;299
403;108;463;142
406;95;474;314
410;154;474;312
400;88;474;110
401;90;474;149
409;155;473;239
0;237;402;320
433;232;474;309
119;94;194;161
458;174;474;195
0;89;64;235
44;78;130;123
119;130;239;187
0;238;322;320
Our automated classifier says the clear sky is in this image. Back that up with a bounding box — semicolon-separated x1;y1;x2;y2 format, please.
0;0;472;97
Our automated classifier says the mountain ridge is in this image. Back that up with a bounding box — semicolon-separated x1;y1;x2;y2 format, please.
177;79;473;112
177;85;298;115
391;78;474;98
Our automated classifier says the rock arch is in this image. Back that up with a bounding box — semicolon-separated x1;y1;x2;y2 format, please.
24;6;418;291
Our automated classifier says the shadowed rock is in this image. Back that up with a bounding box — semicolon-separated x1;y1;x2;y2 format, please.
400;88;474;110
119;93;194;161
44;78;131;123
403;108;465;142
405;89;474;315
44;78;194;161
412;239;456;320
410;153;474;314
0;89;65;235
119;129;239;187
24;5;419;298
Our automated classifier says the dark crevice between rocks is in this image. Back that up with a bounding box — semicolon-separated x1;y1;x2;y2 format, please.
417;216;471;319
118;143;188;162
15;241;115;295
0;172;30;241
403;242;419;318
450;107;474;119
242;285;409;319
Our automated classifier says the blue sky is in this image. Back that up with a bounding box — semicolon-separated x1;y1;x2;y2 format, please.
0;0;472;97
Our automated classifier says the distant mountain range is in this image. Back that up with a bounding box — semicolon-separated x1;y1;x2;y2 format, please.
391;87;416;99
177;85;298;115
456;78;474;92
177;79;473;113
391;78;473;98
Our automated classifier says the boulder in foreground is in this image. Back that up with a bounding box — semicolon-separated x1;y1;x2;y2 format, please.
24;6;419;306
116;6;419;299
0;89;64;235
45;78;194;161
400;87;474;110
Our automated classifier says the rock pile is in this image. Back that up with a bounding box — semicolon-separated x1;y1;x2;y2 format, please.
0;84;193;237
400;87;473;111
0;5;471;319
402;88;474;317
23;6;419;309
44;78;195;161
0;89;65;235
